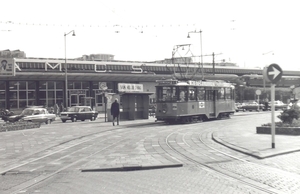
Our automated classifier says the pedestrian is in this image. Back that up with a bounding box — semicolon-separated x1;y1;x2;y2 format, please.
59;102;64;115
54;103;59;116
110;98;120;126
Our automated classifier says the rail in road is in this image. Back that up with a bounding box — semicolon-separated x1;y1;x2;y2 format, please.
1;112;299;193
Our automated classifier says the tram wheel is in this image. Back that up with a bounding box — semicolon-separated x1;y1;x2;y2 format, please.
182;117;192;124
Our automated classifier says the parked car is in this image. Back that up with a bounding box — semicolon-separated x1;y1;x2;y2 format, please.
235;103;246;112
242;102;265;111
268;101;288;111
60;106;98;123
7;107;56;124
287;100;300;110
1;109;17;122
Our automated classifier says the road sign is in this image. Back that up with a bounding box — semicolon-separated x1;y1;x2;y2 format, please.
263;64;283;84
255;89;261;95
262;64;283;148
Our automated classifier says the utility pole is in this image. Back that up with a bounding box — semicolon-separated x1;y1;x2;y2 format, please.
213;52;215;75
202;52;222;75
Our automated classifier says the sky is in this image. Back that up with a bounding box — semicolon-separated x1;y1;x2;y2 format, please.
0;0;299;70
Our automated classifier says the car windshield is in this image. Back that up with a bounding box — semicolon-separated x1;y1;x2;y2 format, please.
68;107;80;112
21;109;34;116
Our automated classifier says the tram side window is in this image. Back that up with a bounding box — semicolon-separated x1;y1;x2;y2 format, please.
178;87;187;102
188;87;196;101
196;87;205;101
225;87;232;99
156;86;176;102
218;88;225;100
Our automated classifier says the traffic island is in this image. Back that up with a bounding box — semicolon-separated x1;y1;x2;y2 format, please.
256;126;300;135
81;163;183;172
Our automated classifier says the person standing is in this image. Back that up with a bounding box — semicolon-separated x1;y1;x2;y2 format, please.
54;103;59;116
59;102;64;115
110;98;120;126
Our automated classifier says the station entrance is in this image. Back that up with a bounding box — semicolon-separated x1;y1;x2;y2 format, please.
69;89;87;106
94;89;112;112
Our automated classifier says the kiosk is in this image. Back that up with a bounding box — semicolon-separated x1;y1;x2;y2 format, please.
106;83;153;122
120;92;153;120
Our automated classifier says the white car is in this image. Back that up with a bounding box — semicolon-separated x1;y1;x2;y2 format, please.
268;101;288;110
9;107;56;124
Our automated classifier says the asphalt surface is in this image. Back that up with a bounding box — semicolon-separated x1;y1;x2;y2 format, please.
1;111;300;194
1;111;300;167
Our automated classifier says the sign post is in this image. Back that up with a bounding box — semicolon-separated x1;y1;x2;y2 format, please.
263;64;283;149
255;90;261;111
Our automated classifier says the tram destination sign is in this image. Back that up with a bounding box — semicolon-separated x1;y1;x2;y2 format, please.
188;80;232;87
0;58;15;76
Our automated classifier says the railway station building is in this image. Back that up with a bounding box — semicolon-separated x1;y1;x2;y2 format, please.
1;49;300;113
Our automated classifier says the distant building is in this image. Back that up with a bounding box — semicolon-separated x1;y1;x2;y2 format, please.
77;54;114;61
0;49;26;58
154;57;237;67
155;57;193;64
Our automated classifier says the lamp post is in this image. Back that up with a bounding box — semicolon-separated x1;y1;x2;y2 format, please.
187;30;203;80
64;30;75;109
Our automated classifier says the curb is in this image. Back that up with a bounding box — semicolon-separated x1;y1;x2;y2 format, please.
212;132;300;159
81;163;183;172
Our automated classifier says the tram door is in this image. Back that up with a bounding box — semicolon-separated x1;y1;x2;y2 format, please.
206;90;217;117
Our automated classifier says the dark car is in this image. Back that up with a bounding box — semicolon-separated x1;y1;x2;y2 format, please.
60;106;98;123
242;102;265;111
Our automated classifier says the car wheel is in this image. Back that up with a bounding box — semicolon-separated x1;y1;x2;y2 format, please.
62;120;66;123
90;116;94;121
45;119;52;124
72;117;77;122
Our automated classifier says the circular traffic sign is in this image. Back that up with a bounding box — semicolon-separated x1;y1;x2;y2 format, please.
255;89;261;95
263;64;283;84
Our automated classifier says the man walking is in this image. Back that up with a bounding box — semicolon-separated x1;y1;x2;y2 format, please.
111;98;120;126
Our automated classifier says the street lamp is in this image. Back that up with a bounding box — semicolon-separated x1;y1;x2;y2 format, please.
187;30;203;80
64;30;75;109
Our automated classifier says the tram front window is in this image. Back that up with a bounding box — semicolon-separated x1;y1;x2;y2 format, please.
157;86;177;102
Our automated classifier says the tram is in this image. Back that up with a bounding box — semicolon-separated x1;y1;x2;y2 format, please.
155;79;235;123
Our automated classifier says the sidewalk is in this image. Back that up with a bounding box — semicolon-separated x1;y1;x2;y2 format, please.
213;131;300;159
212;111;300;159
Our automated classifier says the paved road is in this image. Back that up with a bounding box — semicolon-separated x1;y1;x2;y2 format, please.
0;111;300;193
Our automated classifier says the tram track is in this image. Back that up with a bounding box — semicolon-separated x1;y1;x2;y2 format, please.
2;114;299;193
1;121;165;194
0;120;164;175
162;121;283;194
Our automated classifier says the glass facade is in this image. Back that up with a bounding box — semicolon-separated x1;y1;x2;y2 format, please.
39;81;64;107
1;81;112;110
0;81;5;109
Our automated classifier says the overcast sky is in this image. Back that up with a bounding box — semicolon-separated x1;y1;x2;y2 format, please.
0;0;299;70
